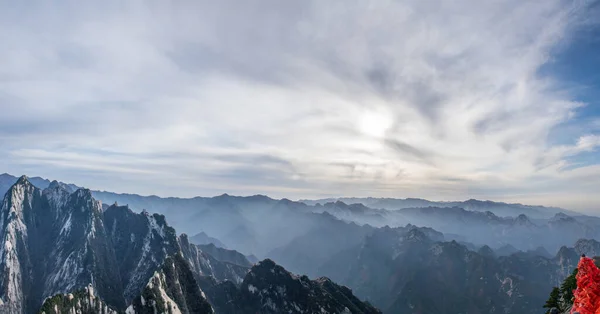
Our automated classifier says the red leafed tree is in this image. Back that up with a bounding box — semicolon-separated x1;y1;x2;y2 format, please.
571;257;600;314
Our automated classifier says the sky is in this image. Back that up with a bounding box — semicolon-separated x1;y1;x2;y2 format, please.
1;1;600;212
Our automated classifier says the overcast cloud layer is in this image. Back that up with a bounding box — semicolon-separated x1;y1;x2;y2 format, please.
1;1;600;212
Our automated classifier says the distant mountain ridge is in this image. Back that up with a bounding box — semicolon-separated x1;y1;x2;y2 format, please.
388;207;600;253
301;197;580;219
0;173;591;258
0;173;580;222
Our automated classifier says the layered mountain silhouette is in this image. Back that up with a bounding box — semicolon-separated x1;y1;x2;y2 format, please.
1;173;598;313
1;173;597;257
301;197;577;219
316;227;591;313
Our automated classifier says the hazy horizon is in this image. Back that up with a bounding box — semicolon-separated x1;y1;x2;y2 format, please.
0;172;587;215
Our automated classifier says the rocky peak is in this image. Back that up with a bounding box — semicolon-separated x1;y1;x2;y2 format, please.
14;176;30;186
0;176;36;313
513;214;534;227
437;240;470;257
43;181;71;213
402;228;430;243
67;189;104;224
45;179;77;193
178;232;191;247
127;254;213;314
47;180;62;190
333;200;347;207
252;258;280;273
276;198;307;210
72;188;94;202
43;187;124;310
574;239;600;257
548;212;577;225
2;176;37;220
405;224;444;242
245;194;273;203
484;211;497;218
554;246;579;279
0;175;47;313
1;175;121;313
103;205;179;303
478;245;496;258
555;246;577;259
551;212;572;220
39;284;118;314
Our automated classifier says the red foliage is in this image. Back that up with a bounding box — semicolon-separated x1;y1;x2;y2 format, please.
572;257;600;314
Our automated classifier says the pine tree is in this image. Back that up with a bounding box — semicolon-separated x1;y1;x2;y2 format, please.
560;268;578;308
543;287;560;313
543;267;579;313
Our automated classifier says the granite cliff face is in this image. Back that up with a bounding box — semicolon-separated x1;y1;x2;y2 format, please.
0;177;123;313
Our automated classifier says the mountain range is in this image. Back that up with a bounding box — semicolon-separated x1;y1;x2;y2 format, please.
2;173;595;256
1;173;598;313
301;197;579;219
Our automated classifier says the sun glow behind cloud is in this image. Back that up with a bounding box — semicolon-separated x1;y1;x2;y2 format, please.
1;1;600;211
359;109;393;138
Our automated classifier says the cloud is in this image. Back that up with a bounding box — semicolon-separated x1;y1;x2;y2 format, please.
384;139;436;165
1;0;600;211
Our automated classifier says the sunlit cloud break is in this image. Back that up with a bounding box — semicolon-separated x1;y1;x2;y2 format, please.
1;0;600;212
